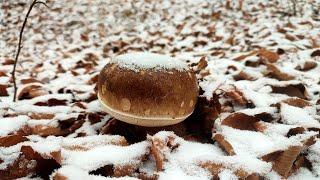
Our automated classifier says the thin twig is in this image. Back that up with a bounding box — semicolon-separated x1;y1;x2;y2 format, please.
11;0;48;102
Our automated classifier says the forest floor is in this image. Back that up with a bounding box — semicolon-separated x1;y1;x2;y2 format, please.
0;0;320;179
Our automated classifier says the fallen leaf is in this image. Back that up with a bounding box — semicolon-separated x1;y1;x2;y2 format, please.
213;134;235;155
0;84;8;96
295;61;317;71
258;49;279;63
266;63;295;80
17;83;49;100
271;84;309;100
221;113;260;131
0;134;28;147
311;49;320;57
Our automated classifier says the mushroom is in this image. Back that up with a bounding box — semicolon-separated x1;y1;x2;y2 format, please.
97;52;199;127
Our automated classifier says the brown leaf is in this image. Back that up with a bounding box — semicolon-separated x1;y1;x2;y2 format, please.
311;49;320;57
224;89;248;106
30;125;62;137
88;74;99;85
0;146;59;179
0;134;28;147
83;53;98;64
213;134;235;155
88;113;102;124
271;84;309;100
200;161;253;179
21;78;42;84
199;161;224;178
71;102;87;109
282;97;311;108
287;127;305;137
97;23;106;37
114;164;137;177
52;173;67;180
0;84;8;96
80;33;89;41
233;71;255;81
266;63;294;80
29;113;55;120
258;49;279;63
272;146;303;177
197;56;208;71
295;61;317;71
18;84;49;100
290;155;312;174
285;34;296;41
0;71;7;77
261;150;284;162
253;122;268;132
254;112;275;122
221;113;260;131
34;98;67;106
149;137;166;171
2;58;14;65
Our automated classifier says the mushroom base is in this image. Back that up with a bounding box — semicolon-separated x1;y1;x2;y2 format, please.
98;93;191;127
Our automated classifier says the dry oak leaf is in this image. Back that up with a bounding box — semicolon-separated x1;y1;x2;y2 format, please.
0;134;28;147
148;135;178;171
233;71;255;81
286;127;306;137
29;113;55;120
221;112;260;131
258;49;279;63
0;146;59;179
30;125;62;137
197;56;208;71
0;71;7;77
271;83;309;100
17;83;49;100
272;146;303;178
295;61;317;71
200;161;258;179
266;63;294;81
311;49;320;57
0;84;8;96
224;89;248;106
20;78;42;84
261;135;316;178
233;51;258;61
213;134;235;155
281;97;311;108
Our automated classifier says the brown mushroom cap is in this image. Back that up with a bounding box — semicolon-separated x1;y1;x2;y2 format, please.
98;52;199;127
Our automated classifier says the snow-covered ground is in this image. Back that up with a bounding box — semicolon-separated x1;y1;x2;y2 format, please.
0;0;320;179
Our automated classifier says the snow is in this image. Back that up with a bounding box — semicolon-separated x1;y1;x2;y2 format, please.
61;141;149;171
112;52;188;72
0;116;28;136
281;103;320;128
219;126;316;157
52;165;138;180
0;0;320;179
307;141;320;176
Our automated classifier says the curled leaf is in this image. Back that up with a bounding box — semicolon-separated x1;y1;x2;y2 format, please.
17;83;49;100
213;134;235;155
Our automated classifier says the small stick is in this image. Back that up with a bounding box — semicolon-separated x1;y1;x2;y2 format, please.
11;0;48;102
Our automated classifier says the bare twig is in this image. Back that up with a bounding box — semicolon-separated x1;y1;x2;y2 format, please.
11;0;48;102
